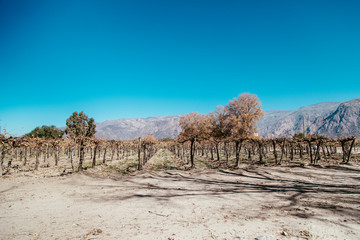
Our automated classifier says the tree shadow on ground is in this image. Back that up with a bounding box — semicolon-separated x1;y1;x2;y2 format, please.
75;165;360;226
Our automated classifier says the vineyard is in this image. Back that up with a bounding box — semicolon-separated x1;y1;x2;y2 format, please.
1;134;360;239
0;134;358;176
1;104;359;239
2;94;358;176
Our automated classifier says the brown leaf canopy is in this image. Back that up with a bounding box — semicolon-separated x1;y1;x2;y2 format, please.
179;112;211;142
178;93;264;143
225;93;264;140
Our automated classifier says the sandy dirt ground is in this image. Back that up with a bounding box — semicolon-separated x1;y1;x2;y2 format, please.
1;152;360;240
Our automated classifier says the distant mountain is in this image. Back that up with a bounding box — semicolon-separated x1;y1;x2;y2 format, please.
258;101;343;137
94;98;360;140
258;99;360;138
95;115;181;140
316;99;360;137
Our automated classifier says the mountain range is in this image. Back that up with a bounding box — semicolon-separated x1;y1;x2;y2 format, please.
94;98;360;140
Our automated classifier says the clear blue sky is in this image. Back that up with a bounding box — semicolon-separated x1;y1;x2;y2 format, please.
1;0;359;135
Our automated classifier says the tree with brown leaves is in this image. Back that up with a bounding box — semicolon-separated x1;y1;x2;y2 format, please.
209;106;231;162
225;93;264;166
178;112;210;168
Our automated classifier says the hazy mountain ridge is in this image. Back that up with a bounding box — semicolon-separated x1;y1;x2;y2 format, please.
95;115;181;140
94;99;360;140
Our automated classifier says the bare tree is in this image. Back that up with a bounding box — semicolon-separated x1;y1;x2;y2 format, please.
340;137;356;164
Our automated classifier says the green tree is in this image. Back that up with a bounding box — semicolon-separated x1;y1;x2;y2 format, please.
65;111;96;171
25;125;64;139
293;133;305;139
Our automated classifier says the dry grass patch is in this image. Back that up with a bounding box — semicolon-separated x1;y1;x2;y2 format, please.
147;149;185;171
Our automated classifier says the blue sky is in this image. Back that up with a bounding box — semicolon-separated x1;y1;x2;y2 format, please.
1;0;359;135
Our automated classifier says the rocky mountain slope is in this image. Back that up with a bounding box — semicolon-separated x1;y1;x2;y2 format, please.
94;98;360;140
258;99;360;138
316;98;360;137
